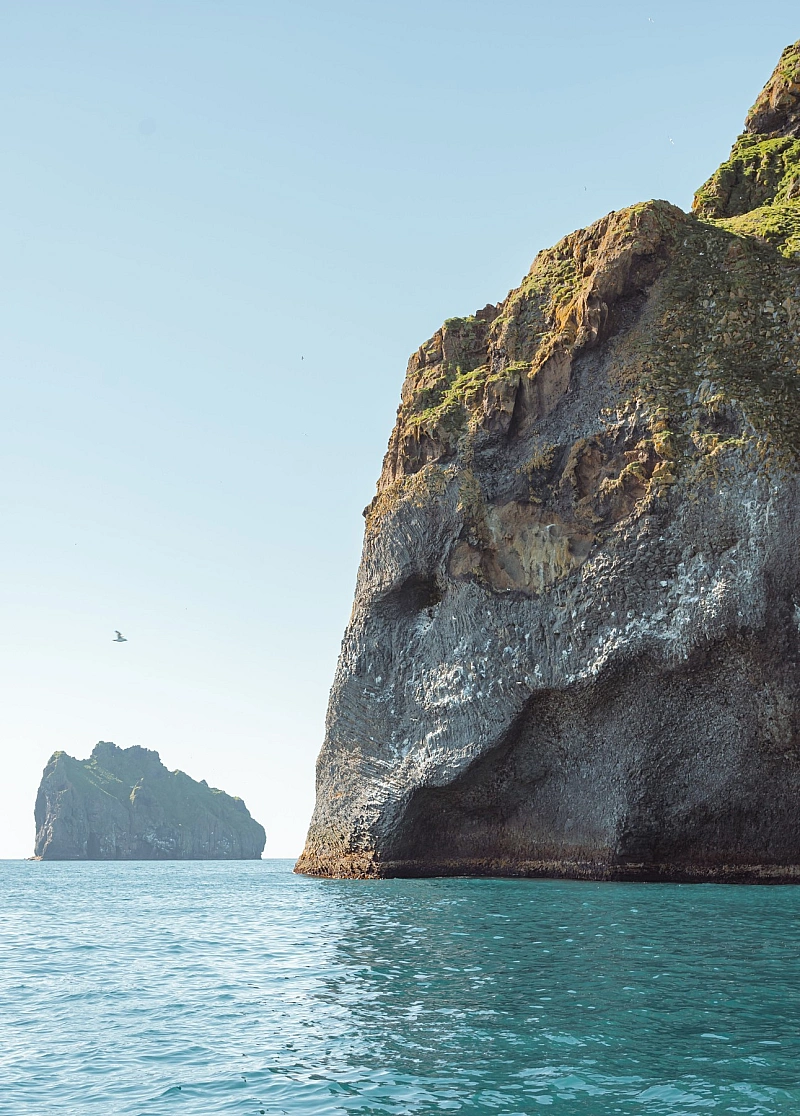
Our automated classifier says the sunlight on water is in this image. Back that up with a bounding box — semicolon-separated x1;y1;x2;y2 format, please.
2;860;800;1114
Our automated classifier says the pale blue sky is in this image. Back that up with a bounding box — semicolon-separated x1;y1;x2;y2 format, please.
1;1;797;857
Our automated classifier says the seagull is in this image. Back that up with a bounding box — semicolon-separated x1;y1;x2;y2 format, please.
113;631;127;642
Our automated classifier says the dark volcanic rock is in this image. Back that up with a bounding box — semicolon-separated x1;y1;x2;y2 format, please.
35;742;266;860
297;43;800;882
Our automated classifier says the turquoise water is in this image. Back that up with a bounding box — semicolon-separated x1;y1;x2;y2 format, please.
3;861;800;1114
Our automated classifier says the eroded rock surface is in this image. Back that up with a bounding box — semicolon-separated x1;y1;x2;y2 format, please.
34;742;266;860
297;44;800;882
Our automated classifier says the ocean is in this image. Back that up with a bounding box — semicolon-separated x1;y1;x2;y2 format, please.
2;859;799;1114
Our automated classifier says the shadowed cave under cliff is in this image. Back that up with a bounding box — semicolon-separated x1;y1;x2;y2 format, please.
389;629;800;880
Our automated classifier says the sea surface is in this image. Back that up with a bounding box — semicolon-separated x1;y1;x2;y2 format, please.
2;860;800;1115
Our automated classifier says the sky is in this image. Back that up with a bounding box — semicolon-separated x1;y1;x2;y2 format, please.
1;1;797;859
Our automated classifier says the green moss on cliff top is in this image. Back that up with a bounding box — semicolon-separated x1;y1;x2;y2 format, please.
693;135;800;220
713;201;800;259
376;43;800;513
394;201;685;459
694;40;800;220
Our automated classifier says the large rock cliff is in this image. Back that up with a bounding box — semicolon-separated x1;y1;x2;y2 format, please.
34;742;266;860
297;43;800;882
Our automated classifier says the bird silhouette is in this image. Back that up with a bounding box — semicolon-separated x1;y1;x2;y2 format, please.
113;631;127;642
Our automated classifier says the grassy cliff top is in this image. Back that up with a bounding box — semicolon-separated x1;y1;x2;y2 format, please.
365;43;800;545
694;40;800;222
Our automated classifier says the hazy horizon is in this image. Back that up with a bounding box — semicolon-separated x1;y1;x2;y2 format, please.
2;0;799;859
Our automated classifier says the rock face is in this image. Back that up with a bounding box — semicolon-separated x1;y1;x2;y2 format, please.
297;44;800;882
35;742;266;860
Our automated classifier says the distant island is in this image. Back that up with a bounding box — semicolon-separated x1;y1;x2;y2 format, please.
34;741;266;860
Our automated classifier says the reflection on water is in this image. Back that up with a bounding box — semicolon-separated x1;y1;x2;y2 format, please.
2;860;800;1114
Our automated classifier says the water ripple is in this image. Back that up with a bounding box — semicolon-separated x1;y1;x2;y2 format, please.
2;862;800;1113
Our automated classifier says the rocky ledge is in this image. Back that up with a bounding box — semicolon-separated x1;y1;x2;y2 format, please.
34;742;266;860
297;43;800;882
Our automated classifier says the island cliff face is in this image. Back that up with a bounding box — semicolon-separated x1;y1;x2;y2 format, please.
35;742;266;860
297;43;800;882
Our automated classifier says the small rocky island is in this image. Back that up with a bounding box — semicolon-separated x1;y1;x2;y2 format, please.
34;742;266;860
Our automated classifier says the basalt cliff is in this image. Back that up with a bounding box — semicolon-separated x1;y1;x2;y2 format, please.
34;742;266;860
297;43;800;882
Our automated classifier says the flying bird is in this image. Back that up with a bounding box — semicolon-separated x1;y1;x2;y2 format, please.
113;631;127;642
